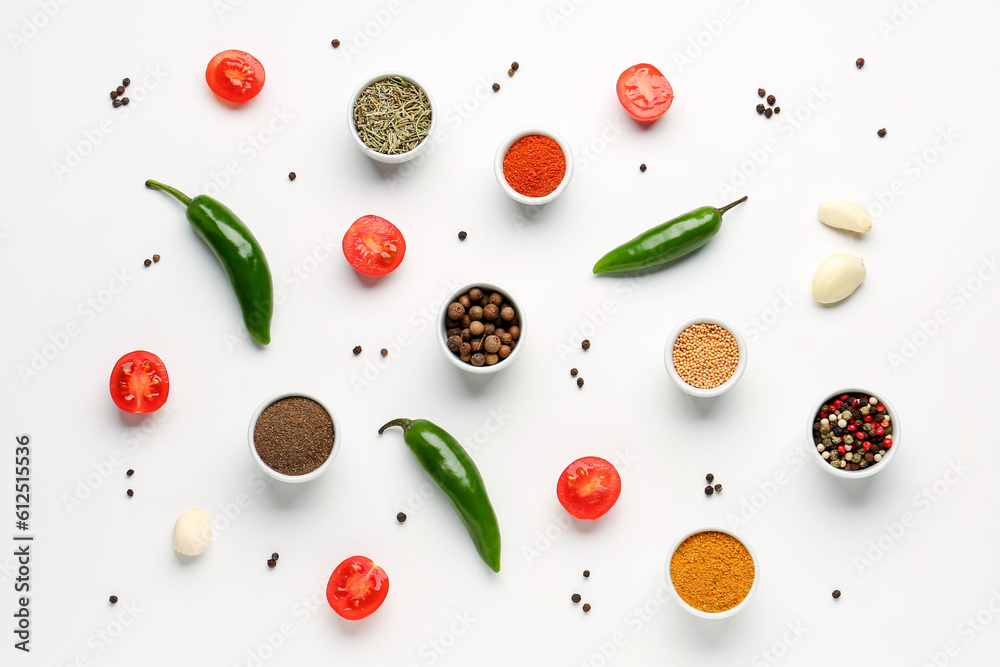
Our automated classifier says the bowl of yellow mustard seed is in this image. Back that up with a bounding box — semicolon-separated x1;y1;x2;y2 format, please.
348;72;436;164
667;527;758;619
664;315;747;398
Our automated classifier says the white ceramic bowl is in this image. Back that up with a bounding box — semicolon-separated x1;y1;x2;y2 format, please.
666;526;759;619
494;127;574;205
664;315;748;398
348;72;436;164
807;387;900;479
248;392;341;483
438;281;526;375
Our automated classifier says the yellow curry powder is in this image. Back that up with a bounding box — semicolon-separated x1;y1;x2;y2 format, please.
670;531;755;613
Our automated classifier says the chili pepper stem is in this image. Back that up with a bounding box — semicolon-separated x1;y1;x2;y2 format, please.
145;179;193;206
717;196;748;216
378;418;413;435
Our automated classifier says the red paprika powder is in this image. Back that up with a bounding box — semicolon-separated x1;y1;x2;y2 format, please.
502;134;566;197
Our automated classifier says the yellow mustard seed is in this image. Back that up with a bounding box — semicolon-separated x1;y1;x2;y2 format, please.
672;323;739;389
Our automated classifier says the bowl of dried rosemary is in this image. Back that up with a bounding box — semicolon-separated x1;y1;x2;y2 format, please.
348;72;436;164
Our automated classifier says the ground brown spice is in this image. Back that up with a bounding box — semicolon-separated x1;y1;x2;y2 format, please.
670;531;754;613
254;397;335;475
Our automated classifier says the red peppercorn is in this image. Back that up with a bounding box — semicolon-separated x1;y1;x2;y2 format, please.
863;442;872;451
847;424;856;432
841;394;849;401
884;438;892;448
876;426;885;436
876;404;885;412
837;445;846;455
863;415;873;422
852;398;860;406
819;412;828;418
855;431;865;439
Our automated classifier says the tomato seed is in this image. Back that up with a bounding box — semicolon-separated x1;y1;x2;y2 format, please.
109;595;118;604
331;39;341;48
396;512;407;523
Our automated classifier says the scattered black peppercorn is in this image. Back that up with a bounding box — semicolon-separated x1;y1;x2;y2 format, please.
878;128;887;137
511;61;519;71
507;68;515;77
109;595;118;604
856;58;865;69
153;254;161;263
267;559;276;568
577;377;584;388
570;368;578;377
756;104;765;115
113;99;122;108
583;570;590;578
127;489;134;497
582;603;592;612
704;485;714;496
758;88;766;98
714;484;722;492
396;512;407;523
288;172;296;181
126;469;134;477
331;39;341;48
380;348;388;357
117;86;125;95
706;473;714;483
121;97;130;105
272;552;279;560
832;589;841;599
123;78;131;87
766;94;776;105
581;339;590;350
110;90;118;100
764;108;773;118
458;231;467;240
353;345;362;355
639;163;646;172
492;83;500;92
144;259;151;267
571;593;581;603
774;107;780;114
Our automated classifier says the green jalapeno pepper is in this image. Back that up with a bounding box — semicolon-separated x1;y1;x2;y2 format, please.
378;418;501;573
145;179;273;345
592;196;747;274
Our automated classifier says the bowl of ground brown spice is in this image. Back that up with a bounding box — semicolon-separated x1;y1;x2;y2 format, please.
248;392;340;483
664;315;747;398
667;527;758;618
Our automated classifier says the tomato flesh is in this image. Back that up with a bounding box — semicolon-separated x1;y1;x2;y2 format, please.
109;351;169;414
326;556;389;620
342;215;406;277
616;64;673;122
206;50;265;103
557;456;622;520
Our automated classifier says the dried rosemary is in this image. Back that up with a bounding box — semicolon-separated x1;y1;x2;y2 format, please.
353;76;432;155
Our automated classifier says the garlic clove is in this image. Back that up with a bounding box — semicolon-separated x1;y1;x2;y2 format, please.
818;201;872;233
812;254;866;304
173;507;212;556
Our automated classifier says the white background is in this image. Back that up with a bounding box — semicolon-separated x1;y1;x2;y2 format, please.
3;0;1000;665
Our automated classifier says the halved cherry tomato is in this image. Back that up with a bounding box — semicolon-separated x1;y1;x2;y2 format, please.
616;64;673;122
342;215;406;277
109;351;169;414
556;456;621;520
326;556;389;621
205;50;265;103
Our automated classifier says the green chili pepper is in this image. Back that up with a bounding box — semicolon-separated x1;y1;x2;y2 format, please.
592;196;748;274
145;179;273;345
378;418;501;573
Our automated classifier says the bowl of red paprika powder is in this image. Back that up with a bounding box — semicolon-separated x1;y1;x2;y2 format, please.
494;127;573;205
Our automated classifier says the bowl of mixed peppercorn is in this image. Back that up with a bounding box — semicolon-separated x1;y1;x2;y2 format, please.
438;281;525;374
809;388;899;478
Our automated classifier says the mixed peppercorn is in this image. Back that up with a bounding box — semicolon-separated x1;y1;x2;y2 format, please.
812;393;893;471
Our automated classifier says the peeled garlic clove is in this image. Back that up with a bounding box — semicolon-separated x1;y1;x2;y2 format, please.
173;507;211;556
812;254;866;304
818;201;872;233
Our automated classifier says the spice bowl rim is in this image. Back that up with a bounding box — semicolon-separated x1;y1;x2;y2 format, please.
665;525;760;620
247;391;341;484
663;315;748;398
347;71;437;165
437;280;526;375
493;126;574;205
807;387;900;480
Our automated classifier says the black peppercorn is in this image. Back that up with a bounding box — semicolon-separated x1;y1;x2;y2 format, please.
832;589;841;599
110;90;118;100
113;99;122;108
267;559;276;568
331;39;341;48
570;368;578;377
766;94;775;105
756;104;765;115
758;88;765;97
353;345;362;355
571;593;581;603
511;61;519;71
121;97;129;105
144;259;151;267
878;128;887;137
764;108;773;118
639;163;646;172
774;107;780;114
126;469;134;476
109;595;118;604
582;603;592;612
706;473;714;483
397;512;407;523
583;570;590;578
117;86;125;95
126;489;134;497
704;486;714;496
581;339;590;350
123;78;131;87
856;58;865;69
714;484;722;492
272;552;279;560
458;231;467;240
492;83;500;92
380;348;388;357
288;172;296;180
576;377;584;388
